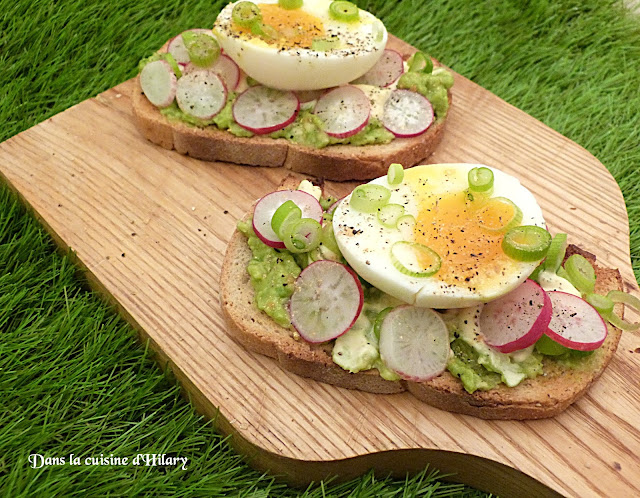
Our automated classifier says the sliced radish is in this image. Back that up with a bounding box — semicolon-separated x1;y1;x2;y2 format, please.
378;305;450;382
352;49;404;87
233;86;299;134
289;261;363;343
167;29;215;64
252;190;323;249
211;54;241;91
140;60;177;108
545;291;608;351
479;279;551;353
313;85;370;138
382;89;434;138
176;70;227;119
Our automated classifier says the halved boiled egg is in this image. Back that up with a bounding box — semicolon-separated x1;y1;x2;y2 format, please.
213;0;387;90
332;164;547;308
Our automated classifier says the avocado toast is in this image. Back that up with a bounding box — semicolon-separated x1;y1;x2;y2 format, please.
220;173;625;420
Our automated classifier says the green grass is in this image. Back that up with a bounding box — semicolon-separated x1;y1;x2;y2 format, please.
1;0;640;495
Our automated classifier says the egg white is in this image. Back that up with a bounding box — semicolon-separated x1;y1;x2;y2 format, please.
213;0;387;90
332;164;547;309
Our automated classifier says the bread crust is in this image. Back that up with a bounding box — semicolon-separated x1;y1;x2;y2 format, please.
220;210;623;420
132;36;450;181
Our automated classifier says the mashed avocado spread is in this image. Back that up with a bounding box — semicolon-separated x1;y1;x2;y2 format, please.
237;193;591;391
160;96;394;148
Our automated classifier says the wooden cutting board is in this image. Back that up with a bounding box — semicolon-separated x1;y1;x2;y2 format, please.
1;40;640;497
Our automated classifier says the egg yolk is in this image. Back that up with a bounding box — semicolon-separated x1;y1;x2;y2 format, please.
235;4;325;49
414;191;519;289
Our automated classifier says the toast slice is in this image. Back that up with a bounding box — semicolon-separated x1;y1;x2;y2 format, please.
219;180;623;420
132;35;450;182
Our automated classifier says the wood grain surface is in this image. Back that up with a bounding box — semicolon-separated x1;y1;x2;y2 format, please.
1;37;640;497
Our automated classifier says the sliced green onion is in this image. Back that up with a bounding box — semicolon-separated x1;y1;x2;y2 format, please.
320;220;341;255
391;241;441;278
279;0;303;9
396;214;416;238
182;31;220;67
350;184;391;213
377;203;405;228
564;254;596;294
502;225;552;262
162;53;182;78
311;37;340;51
271;200;302;239
232;1;262;28
329;1;359;22
408;51;433;74
542;233;568;273
476;197;522;232
252;22;279;40
535;334;569;356
387;163;404;185
602;311;640;332
468;167;494;193
282;218;322;254
585;293;615;315
373;307;393;340
603;290;640;331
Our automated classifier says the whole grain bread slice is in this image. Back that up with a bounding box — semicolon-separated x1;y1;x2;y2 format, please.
219;181;623;419
132;35;450;181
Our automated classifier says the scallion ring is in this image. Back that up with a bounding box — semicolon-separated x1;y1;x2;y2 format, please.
407;51;433;74
232;1;262;28
396;214;416;238
501;225;552;262
475;197;522;233
468;166;494;193
350;184;391;213
182;31;220;67
282;217;322;253
329;0;359;22
271;200;302;239
564;254;596;294
377;203;405;228
542;233;568;273
162;53;182;78
603;290;640;331
387;163;404;185
391;241;441;278
585;293;615;315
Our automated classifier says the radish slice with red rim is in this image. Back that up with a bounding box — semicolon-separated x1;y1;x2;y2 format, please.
233;86;299;134
140;60;177;108
382;89;434;138
352;49;404;87
176;70;227;119
378;305;449;382
211;54;241;91
313;85;370;138
168;29;215;64
479;279;551;353
545;291;608;351
252;190;323;248
289;261;363;343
